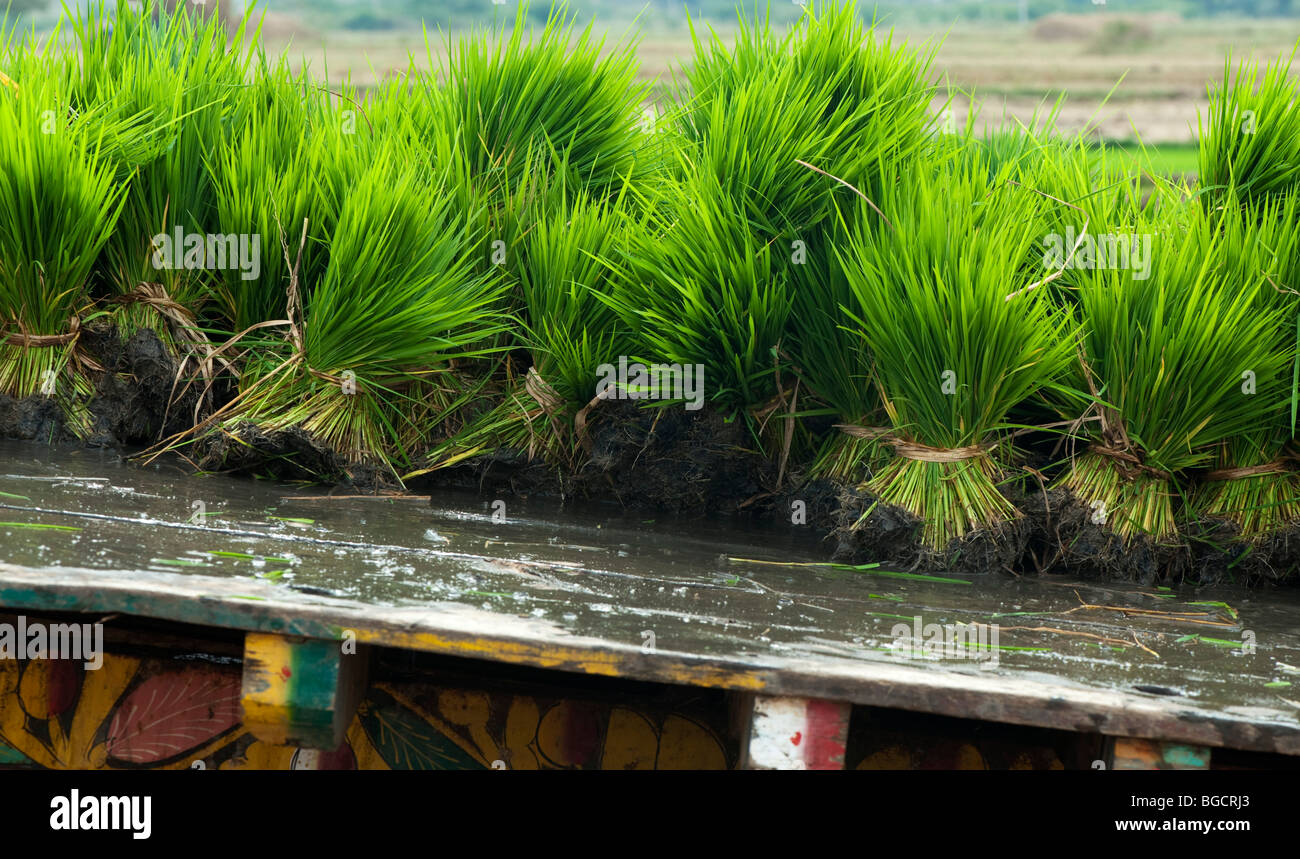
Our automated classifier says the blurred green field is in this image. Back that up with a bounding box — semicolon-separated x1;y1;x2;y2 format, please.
4;2;1296;147
1102;141;1201;178
242;11;1294;147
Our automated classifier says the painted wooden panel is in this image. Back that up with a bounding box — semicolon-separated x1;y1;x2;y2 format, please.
240;632;369;749
740;694;851;770
1109;737;1212;770
0;651;732;770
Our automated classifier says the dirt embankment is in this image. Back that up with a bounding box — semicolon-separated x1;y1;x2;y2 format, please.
2;334;1293;585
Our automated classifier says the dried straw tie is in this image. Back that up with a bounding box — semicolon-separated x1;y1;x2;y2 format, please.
834;423;996;462
1204;460;1293;482
1087;442;1173;481
1070;347;1173;481
2;316;81;348
112;283;240;425
1;315;104;375
524;367;610;454
276;221;353;391
524;367;565;415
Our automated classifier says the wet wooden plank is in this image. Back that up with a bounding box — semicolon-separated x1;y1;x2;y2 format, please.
2;561;1299;756
2;450;1300;757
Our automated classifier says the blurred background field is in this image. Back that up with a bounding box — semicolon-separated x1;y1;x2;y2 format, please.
4;0;1298;172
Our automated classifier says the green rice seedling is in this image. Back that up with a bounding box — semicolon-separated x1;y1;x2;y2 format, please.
426;167;638;469
209;60;362;334
679;1;938;237
795;111;1089;485
946;102;1147;296
608;27;937;428
1187;190;1300;558
227;148;508;472
512;180;636;459
0;62;128;435
1057;192;1292;554
671;2;785;143
678;0;937;202
836;160;1079;555
68;1;259;342
437;2;651;202
1198;45;1300;211
363;73;478;223
600;0;940;465
605;157;791;419
787;217;885;482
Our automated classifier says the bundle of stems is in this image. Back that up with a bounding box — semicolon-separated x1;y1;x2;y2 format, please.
0;48;129;435
436;2;652;205
608;0;939;451
1187;191;1300;554
1058;192;1292;548
68;1;259;343
837;159;1078;553
1192;50;1300;561
207;59;369;336
428;173;637;469
513;180;635;458
788;219;885;482
1198;44;1300;211
225;147;508;472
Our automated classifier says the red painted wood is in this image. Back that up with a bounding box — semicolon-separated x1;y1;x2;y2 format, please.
803;697;850;770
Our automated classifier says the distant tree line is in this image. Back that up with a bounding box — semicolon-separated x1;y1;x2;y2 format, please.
6;0;1297;32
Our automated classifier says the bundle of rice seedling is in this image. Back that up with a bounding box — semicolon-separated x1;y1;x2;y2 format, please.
1183;190;1300;578
1199;45;1300;211
426;177;636;470
209;62;361;334
794;111;1116;487
68;1;258;341
678;0;936;194
0;54;128;436
1053;193;1292;580
609;0;938;455
789;223;881;483
437;2;651;204
1187;49;1300;577
213;147;507;475
835;159;1078;564
397;3;656;470
511;181;636;458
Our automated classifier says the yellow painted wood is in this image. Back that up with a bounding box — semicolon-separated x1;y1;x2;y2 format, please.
344;628;769;692
240;632;369;750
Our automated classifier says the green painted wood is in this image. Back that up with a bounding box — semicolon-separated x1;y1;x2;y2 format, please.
241;632;370;749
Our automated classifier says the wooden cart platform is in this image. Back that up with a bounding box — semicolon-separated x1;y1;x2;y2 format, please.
1;443;1298;769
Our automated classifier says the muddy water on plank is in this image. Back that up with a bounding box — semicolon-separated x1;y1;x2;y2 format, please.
1;438;1300;726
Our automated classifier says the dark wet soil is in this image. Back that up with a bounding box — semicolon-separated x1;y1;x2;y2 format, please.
407;400;775;513
0;323;213;447
0;394;64;443
1026;488;1192;585
1185;519;1300;586
1;348;1295;584
831;482;1033;575
84;325;213;445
